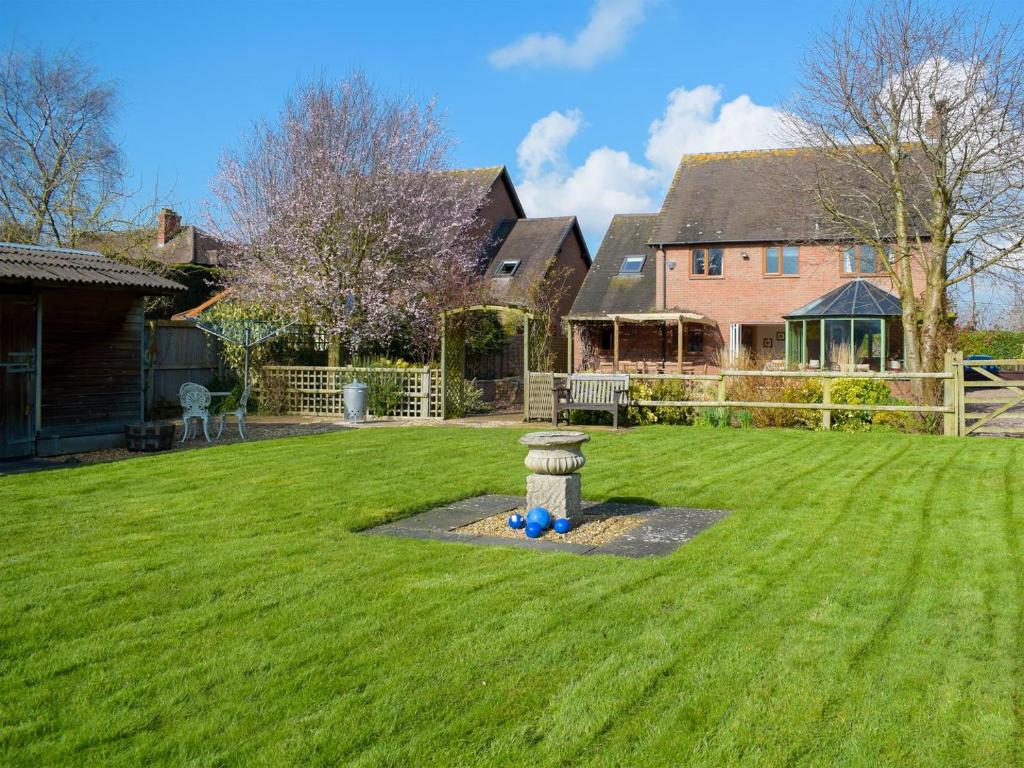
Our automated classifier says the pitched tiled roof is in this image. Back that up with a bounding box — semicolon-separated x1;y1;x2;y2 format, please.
568;214;659;318
442;165;526;219
785;278;902;318
650;147;930;246
0;242;185;293
77;225;226;266
484;217;587;305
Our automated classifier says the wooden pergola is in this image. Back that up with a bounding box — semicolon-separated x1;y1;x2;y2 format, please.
565;311;714;373
440;304;535;418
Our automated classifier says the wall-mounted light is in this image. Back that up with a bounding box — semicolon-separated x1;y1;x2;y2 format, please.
667;260;676;270
741;252;750;261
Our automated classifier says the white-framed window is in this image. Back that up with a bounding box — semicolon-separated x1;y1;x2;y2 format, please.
495;260;520;276
619;255;646;274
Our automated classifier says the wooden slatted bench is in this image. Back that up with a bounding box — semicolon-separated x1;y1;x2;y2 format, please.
553;373;630;429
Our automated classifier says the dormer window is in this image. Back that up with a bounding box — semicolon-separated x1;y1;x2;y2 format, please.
495;260;520;277
619;255;646;274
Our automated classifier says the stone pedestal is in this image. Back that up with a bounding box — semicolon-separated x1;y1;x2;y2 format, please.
519;430;590;525
527;473;582;523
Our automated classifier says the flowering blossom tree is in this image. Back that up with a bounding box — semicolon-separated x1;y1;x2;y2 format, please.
211;73;486;363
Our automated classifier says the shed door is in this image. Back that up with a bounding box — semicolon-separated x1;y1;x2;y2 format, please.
0;295;37;459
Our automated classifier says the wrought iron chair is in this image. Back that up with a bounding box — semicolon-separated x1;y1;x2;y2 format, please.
179;383;213;443
217;384;252;440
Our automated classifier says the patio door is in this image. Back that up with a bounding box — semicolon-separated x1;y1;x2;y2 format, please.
0;295;37;459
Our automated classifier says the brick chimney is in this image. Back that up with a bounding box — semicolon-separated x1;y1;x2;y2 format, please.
157;208;181;247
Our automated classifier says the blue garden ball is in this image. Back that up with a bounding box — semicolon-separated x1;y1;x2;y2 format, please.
524;522;544;539
553;518;571;534
526;507;552;530
508;513;525;530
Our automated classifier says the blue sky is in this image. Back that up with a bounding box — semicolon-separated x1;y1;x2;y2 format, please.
2;0;1018;254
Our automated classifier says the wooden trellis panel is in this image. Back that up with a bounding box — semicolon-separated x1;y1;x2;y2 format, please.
262;366;442;419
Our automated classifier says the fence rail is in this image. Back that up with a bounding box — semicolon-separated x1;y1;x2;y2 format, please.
262;365;442;419
530;362;956;432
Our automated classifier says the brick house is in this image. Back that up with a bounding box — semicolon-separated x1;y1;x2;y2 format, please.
567;149;926;373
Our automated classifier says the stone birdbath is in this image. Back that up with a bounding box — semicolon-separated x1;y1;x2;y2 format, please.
519;431;590;524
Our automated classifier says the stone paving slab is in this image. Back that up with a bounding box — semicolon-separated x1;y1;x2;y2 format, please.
361;496;729;558
590;506;729;557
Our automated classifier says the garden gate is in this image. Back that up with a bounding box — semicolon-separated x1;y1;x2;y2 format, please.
954;354;1024;437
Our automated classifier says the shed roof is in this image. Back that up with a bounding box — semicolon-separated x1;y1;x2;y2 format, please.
785;278;902;318
568;213;659;318
0;242;185;293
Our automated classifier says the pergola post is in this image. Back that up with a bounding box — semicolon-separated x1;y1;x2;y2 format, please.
612;317;620;372
439;313;447;419
566;323;574;374
523;316;530;421
676;317;683;372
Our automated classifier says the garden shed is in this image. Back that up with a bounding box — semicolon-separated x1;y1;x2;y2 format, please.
0;242;183;458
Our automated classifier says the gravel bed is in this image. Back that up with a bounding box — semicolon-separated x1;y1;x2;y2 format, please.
456;508;648;546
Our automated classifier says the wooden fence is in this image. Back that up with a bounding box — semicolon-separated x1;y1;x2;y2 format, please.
529;357;958;433
262;365;442;419
144;320;225;411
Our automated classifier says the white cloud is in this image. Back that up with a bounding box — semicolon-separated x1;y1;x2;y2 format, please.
514;85;795;246
646;86;794;173
516;109;584;178
489;0;651;70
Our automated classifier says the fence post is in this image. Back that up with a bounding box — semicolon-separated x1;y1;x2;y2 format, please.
716;374;726;407
420;368;431;419
955;350;965;436
942;349;955;436
821;377;832;431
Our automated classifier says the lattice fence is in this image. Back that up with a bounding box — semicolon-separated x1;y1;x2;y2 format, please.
262;366;442;419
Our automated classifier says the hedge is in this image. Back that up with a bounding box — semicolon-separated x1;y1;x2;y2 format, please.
956;330;1024;359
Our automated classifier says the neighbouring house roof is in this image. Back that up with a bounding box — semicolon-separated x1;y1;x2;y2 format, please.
78;221;226;267
0;242;185;293
484;216;589;305
443;165;526;219
785;278;902;318
650;147;930;246
568;213;659;318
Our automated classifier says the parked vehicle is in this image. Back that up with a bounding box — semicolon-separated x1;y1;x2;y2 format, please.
964;354;1000;380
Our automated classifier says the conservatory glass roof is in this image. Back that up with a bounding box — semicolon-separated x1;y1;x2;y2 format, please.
785;279;902;319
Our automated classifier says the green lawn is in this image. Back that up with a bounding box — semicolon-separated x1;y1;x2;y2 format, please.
2;426;1023;767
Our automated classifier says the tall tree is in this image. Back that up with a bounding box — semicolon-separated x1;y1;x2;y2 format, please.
0;48;130;246
787;0;1024;391
211;73;485;363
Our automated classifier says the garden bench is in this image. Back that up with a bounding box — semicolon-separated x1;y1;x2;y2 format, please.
553;373;630;429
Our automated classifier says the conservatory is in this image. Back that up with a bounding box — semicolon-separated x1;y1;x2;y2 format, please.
784;279;904;371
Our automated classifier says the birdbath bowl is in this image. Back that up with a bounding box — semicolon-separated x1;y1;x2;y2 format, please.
519;431;590;475
519;431;590;523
